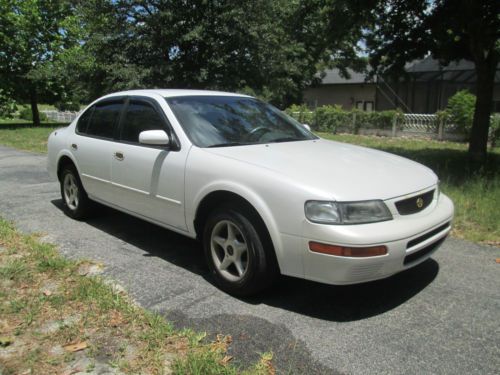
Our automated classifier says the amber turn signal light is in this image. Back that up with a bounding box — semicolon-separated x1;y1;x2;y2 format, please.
309;241;387;257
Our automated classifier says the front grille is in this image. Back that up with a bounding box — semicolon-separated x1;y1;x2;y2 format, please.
407;222;450;249
404;237;446;265
395;189;434;215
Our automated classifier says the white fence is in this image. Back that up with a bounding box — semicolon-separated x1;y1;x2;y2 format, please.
41;110;80;123
402;114;438;132
400;114;463;140
291;111;465;141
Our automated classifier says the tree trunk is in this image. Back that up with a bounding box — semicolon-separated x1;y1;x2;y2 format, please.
468;56;496;162
30;86;40;126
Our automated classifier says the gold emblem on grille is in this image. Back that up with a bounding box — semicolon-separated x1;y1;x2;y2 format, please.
416;197;424;208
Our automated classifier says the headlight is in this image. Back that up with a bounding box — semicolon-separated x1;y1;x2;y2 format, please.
305;200;392;225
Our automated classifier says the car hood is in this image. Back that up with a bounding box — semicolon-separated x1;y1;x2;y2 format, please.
204;139;437;201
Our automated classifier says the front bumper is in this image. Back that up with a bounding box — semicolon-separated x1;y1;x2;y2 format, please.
296;193;454;285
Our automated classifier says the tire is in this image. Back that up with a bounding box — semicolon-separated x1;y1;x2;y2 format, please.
60;166;93;220
203;206;278;296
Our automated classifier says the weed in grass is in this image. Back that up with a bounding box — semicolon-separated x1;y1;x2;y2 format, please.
74;277;117;310
57;322;82;345
46;357;61;366
173;349;239;375
25;347;42;368
47;294;66;309
9;298;27;313
24;298;43;326
86;360;96;372
143;311;175;340
188;331;208;347
0;259;29;281
63;351;76;363
37;255;70;273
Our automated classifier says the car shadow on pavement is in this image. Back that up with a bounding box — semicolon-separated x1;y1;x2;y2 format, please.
245;259;439;322
51;199;209;276
51;199;440;322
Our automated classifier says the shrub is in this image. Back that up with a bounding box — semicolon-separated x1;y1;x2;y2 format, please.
285;104;315;128
19;107;48;122
315;105;351;133
285;105;402;133
353;110;402;132
445;90;476;135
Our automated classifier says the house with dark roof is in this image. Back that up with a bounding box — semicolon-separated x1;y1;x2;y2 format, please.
304;56;500;113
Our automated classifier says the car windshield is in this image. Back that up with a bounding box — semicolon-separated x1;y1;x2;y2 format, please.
165;96;317;147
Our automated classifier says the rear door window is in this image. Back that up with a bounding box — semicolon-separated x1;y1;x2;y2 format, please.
120;101;165;143
76;107;93;134
86;101;123;139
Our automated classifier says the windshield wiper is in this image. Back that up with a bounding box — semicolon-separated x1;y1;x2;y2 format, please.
207;142;251;148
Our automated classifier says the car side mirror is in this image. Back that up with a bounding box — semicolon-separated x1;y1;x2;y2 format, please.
139;130;170;146
303;123;311;131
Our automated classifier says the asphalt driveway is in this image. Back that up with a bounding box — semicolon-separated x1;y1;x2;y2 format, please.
0;145;499;374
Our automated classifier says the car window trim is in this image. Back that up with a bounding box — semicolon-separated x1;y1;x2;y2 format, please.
114;95;181;151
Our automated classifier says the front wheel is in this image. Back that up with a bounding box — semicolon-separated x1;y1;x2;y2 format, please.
203;207;278;296
60;167;93;220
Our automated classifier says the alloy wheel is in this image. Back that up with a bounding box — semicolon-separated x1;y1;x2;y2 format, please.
63;173;79;210
210;220;249;282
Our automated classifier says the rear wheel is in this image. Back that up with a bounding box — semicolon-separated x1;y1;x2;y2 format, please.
203;207;278;296
60;167;93;220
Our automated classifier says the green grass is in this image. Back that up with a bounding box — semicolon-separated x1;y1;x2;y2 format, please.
0;258;29;280
0;118;32;124
319;133;500;245
0;218;272;374
0;125;58;153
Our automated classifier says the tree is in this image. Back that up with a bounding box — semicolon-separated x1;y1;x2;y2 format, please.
0;0;83;125
79;0;343;107
364;0;500;161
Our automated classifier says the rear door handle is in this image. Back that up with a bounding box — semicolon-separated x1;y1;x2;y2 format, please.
114;151;124;161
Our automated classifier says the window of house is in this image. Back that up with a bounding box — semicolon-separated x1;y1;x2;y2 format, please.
364;101;374;112
356;101;364;110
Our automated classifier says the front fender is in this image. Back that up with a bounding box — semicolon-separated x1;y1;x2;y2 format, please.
188;181;285;269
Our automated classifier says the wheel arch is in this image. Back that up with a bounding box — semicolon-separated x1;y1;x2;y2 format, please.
192;187;283;272
56;151;80;181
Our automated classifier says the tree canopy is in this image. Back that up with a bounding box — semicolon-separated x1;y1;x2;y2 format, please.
0;0;85;125
363;0;500;160
1;0;498;160
79;0;343;107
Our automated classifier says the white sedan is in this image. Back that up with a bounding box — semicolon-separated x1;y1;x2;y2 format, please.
47;89;454;295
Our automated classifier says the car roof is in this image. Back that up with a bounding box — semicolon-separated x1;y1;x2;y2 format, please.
102;89;252;99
